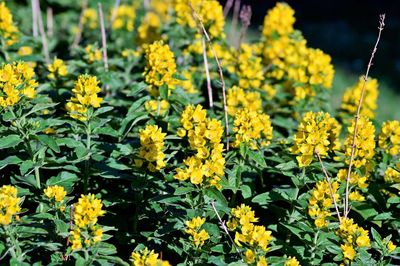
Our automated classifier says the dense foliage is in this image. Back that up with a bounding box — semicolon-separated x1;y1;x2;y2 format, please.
0;1;399;265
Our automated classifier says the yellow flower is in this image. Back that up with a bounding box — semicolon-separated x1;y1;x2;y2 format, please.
0;185;21;225
44;185;67;202
232;108;273;150
308;180;339;228
66;74;103;121
236;44;264;89
84;44;102;63
340;77;378;120
174;105;225;188
82;8;98;29
130;247;171;266
138;125;167;172
0;2;19;46
174;0;225;39
285;256;301;266
177;70;197;94
143;41;177;96
47;58;68;79
341;244;356;261
227;86;262;116
0;62;38;107
145;99;170;116
379;120;400;156
110;5;135;32
291;112;341;167
384;167;400;183
245;249;255;264
73;194;105;228
344;116;375;169
136;12;161;45
185;217;209;247
387;241;397;253
262;2;295;38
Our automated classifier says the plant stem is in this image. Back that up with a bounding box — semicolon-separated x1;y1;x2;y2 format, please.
84;122;91;193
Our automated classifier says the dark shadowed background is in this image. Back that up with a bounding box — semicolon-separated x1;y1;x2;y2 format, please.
220;0;400;94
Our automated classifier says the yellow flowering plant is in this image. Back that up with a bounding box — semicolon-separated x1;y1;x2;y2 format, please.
0;1;399;266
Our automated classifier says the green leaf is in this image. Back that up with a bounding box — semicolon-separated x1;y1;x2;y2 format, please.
247;149;267;167
0;156;22;169
159;85;169;100
93;106;114;116
370;227;382;244
0;135;22;149
252;192;271;205
240;185;252;199
46;172;78;190
36;135;60;153
22;103;58;118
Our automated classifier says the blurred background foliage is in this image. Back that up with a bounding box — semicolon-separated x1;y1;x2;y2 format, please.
220;0;400;121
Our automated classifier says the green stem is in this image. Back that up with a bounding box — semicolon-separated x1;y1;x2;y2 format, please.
0;38;10;61
6;225;22;261
84;122;91;193
35;167;41;189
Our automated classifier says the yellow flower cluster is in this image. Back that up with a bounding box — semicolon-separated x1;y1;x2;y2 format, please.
178;70;197;94
145;99;170;116
379;120;400;156
110;5;135;32
0;62;38;107
344;116;376;169
130;247;171;266
82;8;98;29
262;2;295;38
308;180;339;228
174;0;225;39
136;125;166;172
44;185;67;202
0;185;21;226
65;74;103;121
17;46;36;68
84;44;102;63
0;2;19;46
384;166;400;184
232;109;273;150
136;12;161;45
340;77;379;120
185;217;209;247
261;3;334;102
291;112;341;167
285;257;301;266
337;169;368;201
336;218;371;262
236;44;264;89
388;241;397;253
227;204;272;265
71;194;105;250
227;86;262;116
175;105;225;188
47;58;68;79
143;41;177;97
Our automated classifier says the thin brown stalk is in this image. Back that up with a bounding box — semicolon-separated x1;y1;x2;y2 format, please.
71;0;88;49
110;0;121;29
202;37;213;108
210;201;242;258
31;0;38;37
223;0;234;17
98;3;109;72
316;152;342;223
344;14;385;218
144;0;150;10
47;7;53;37
237;5;251;49
230;0;241;44
35;0;50;64
189;2;230;150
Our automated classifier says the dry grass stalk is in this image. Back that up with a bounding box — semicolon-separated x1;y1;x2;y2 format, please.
71;0;88;49
316;152;342;223
202;37;214;108
189;2;230;150
47;7;53;37
98;3;109;72
344;14;385;218
110;0;121;29
210;200;242;259
35;0;50;64
223;0;234;17
31;0;38;37
230;0;241;44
